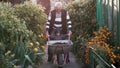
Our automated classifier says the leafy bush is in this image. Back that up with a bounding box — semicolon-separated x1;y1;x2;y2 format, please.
0;46;17;68
14;1;47;35
86;26;120;67
0;2;46;68
67;1;120;67
66;0;98;41
0;2;30;68
66;0;98;64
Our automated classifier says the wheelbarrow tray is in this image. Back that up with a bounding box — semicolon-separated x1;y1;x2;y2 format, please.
47;40;73;54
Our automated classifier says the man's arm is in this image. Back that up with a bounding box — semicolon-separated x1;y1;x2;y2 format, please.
46;13;51;39
66;11;72;36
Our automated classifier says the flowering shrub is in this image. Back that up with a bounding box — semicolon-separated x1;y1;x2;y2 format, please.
14;1;47;35
0;2;46;68
0;43;17;68
66;0;98;64
85;26;120;66
66;0;98;41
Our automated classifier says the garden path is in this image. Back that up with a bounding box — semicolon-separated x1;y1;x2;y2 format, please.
39;0;84;67
38;45;83;68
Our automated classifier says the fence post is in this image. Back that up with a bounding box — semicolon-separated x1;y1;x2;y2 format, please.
118;0;120;45
89;47;94;68
99;0;103;27
96;0;103;27
111;0;114;41
106;0;109;27
96;0;98;21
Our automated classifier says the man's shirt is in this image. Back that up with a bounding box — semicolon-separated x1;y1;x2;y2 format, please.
46;11;72;33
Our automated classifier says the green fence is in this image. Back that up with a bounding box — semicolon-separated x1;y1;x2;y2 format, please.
89;47;115;68
96;0;120;45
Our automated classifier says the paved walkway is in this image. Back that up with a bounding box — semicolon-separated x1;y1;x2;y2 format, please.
39;52;82;68
38;44;83;68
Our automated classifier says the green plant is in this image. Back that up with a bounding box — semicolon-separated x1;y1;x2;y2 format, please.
0;47;17;68
86;26;120;66
66;0;98;41
66;0;98;63
14;1;47;35
0;2;45;68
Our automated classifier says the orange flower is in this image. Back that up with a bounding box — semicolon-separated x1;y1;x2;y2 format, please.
85;26;114;64
87;42;93;45
38;33;44;38
94;36;99;39
97;42;100;45
36;41;39;46
93;32;97;35
34;48;39;52
41;46;45;49
29;42;34;47
110;58;115;63
117;47;120;50
103;34;107;39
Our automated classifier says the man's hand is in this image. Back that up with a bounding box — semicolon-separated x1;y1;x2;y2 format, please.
46;31;50;40
68;31;72;36
68;31;72;40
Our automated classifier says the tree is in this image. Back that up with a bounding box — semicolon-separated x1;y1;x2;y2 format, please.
37;0;50;15
0;0;26;5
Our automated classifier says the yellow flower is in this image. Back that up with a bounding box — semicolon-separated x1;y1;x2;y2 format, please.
34;48;39;52
41;46;45;49
29;42;34;47
13;42;16;46
38;33;44;38
36;41;39;46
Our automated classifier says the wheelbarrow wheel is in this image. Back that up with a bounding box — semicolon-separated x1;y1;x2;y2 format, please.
57;54;63;68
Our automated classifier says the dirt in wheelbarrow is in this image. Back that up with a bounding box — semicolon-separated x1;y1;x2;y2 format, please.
39;50;84;68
